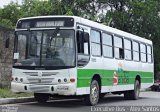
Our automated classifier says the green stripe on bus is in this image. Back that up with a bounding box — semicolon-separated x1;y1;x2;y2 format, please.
77;69;153;88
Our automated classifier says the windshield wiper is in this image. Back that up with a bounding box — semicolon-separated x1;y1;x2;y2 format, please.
50;27;60;42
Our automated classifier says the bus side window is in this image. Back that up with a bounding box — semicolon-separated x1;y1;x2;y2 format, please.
133;41;140;61
124;39;132;60
114;36;124;59
140;43;147;62
90;30;101;56
76;31;90;67
102;33;113;58
119;48;124;59
147;45;152;63
76;31;89;55
83;33;90;54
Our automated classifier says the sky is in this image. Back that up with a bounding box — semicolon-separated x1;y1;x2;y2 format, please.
0;0;22;8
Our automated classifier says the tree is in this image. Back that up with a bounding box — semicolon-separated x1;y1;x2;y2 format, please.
0;1;22;27
103;0;160;78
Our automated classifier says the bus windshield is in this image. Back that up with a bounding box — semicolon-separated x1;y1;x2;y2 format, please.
13;29;75;68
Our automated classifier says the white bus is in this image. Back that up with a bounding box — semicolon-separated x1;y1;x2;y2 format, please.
11;16;154;105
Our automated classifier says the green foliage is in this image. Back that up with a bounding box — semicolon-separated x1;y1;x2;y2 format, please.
65;9;74;16
0;88;32;98
0;2;22;28
0;19;13;28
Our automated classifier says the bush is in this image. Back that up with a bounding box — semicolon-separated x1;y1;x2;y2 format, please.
0;88;32;98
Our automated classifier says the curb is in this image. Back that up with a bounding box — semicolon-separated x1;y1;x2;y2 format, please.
0;97;35;105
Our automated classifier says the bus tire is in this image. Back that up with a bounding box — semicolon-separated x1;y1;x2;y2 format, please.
124;80;140;100
34;93;49;103
84;80;100;106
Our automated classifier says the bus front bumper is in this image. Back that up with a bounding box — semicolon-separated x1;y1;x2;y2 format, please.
11;82;76;95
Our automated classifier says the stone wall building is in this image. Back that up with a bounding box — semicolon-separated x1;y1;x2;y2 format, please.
0;26;14;88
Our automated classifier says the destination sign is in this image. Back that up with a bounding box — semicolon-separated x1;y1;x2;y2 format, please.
35;21;64;27
16;17;74;29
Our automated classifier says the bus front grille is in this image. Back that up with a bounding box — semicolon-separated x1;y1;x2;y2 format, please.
24;72;58;76
24;72;38;76
24;72;56;84
29;85;50;93
27;78;54;84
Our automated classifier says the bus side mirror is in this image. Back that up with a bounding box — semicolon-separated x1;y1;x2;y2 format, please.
5;38;10;48
77;31;90;67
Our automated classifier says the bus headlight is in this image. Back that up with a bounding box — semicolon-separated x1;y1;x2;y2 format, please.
15;77;18;82
20;78;23;82
58;79;61;83
64;78;67;82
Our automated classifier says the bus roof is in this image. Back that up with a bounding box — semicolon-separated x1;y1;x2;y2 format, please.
18;15;152;45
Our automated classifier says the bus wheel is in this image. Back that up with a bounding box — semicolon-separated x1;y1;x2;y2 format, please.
124;80;140;100
84;80;100;106
34;93;49;103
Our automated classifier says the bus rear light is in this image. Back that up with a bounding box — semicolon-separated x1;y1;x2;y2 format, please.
70;78;75;83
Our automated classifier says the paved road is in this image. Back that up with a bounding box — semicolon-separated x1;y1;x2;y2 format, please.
0;91;160;112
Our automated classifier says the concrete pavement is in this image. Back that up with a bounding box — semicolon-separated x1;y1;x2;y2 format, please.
0;97;34;105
